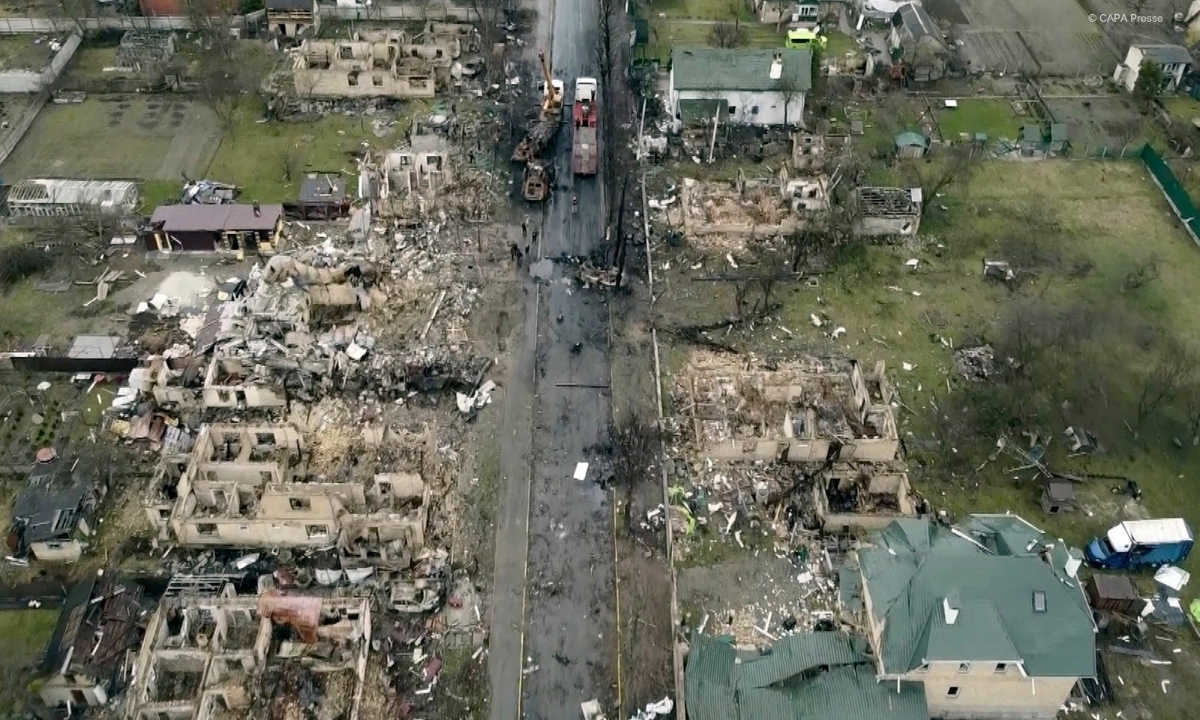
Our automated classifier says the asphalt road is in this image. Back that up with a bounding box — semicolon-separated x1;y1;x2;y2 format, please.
488;0;615;715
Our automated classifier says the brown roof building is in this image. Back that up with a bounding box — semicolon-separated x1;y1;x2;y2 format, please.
142;203;285;255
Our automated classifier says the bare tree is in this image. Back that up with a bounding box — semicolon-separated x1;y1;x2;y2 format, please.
185;0;237;62
774;72;803;127
50;0;92;36
195;51;262;136
1137;342;1193;428
469;0;504;83
281;143;305;183
709;19;749;48
901;144;980;217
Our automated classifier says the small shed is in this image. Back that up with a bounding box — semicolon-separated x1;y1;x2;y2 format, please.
296;174;350;220
1048;123;1070;155
894;131;928;158
1040;480;1077;514
1086;574;1142;615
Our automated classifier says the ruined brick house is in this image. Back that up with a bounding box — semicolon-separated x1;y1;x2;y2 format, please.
686;355;899;463
146;425;429;569
852;187;922;237
293;28;459;99
266;0;319;40
846;515;1096;720
814;464;920;532
12;462;106;562
123;587;369;720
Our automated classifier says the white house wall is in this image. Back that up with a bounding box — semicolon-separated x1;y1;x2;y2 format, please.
674;88;805;127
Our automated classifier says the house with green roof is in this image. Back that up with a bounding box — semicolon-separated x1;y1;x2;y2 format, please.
686;631;929;720
669;47;812;128
852;515;1096;720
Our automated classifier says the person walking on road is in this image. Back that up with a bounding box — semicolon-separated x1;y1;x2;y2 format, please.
522;218;528;239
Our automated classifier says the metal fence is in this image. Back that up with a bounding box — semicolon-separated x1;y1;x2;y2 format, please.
1140;143;1200;247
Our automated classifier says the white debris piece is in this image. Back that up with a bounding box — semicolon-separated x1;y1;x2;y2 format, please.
346;342;368;361
810;314;823;327
581;700;608;720
831;326;846;339
905;258;919;270
902;362;914;371
574;462;590;481
456;380;496;414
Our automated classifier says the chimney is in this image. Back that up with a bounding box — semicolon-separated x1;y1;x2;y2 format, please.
253;201;261;217
943;591;960;625
770;53;783;80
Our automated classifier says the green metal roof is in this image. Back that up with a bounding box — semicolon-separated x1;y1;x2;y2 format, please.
860;517;1096;679
687;632;929;720
671;47;813;93
893;131;928;149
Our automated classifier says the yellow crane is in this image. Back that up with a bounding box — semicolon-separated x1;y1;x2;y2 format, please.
539;50;565;122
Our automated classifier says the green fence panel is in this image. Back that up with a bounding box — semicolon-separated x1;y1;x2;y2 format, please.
1140;144;1200;245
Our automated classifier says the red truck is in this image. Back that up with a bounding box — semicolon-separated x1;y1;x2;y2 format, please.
571;78;598;176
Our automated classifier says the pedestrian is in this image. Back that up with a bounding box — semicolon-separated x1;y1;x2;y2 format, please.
522;219;528;239
532;227;539;245
524;243;530;257
510;243;520;263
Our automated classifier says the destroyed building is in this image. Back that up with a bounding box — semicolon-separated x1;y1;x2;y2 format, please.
124;587;370;720
685;354;899;463
12;462;105;562
293;29;457;99
364;135;454;215
115;30;177;72
852;187;922;237
40;572;148;709
147;424;429;569
266;0;319;40
7;179;139;218
791;133;851;172
142;204;285;255
814;464;919;532
679;168;827;240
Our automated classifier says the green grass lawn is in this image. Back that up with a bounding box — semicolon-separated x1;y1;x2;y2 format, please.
0;608;60;715
140;179;180;211
648;19;786;63
0;34;53;72
647;0;757;21
205;99;411;203
823;30;857;60
1162;95;1200;124
937;99;1020;142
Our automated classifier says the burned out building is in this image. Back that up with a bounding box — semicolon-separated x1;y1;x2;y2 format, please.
678;169;827;241
124;588;369;720
685;354;899;464
147;424;429;569
814;465;920;532
115;31;177;72
40;572;148;709
142;204;285;255
293;29;456;99
266;0;319;40
852;187;922;237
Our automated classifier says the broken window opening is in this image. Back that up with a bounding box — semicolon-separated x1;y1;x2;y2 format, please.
197;523;218;536
305;524;328;538
994;663;1008;673
727;105;737;115
751;106;759;115
347;72;359;87
957;662;971;674
290;497;312;510
337;45;353;60
372;74;383;86
947;686;961;698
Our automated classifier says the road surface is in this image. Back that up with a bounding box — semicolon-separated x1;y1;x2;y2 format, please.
488;0;615;715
